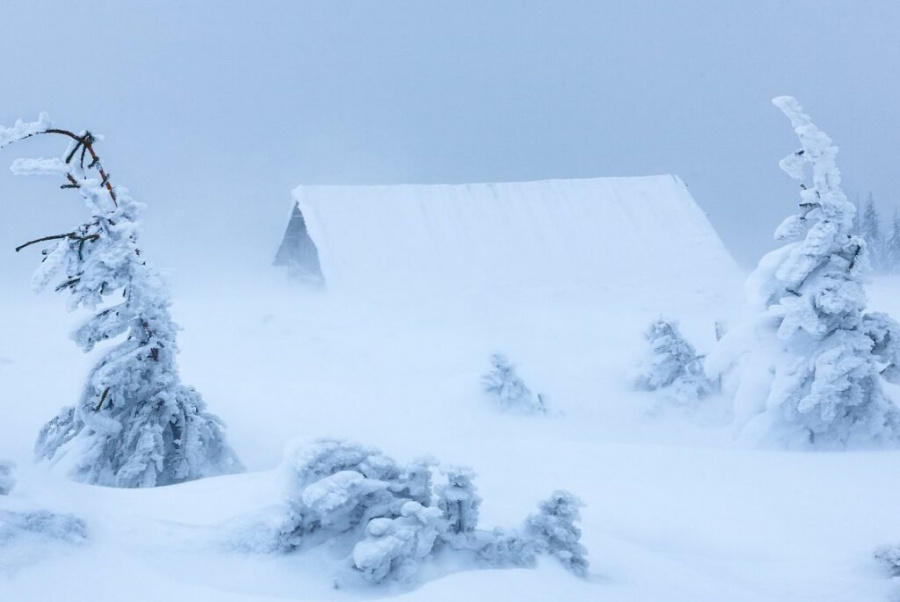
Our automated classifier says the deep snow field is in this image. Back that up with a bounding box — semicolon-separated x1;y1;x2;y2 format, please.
3;268;900;601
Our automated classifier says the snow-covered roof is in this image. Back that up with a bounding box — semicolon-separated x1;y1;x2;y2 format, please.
291;175;738;294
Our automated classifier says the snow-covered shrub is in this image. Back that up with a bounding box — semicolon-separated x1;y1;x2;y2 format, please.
275;440;432;555
353;501;445;583
482;353;547;414
472;525;540;569
0;462;14;495
524;491;589;577
707;97;900;448
635;319;713;404
435;466;481;538
876;544;900;576
0;510;87;546
262;439;587;586
471;492;587;577
0;115;241;486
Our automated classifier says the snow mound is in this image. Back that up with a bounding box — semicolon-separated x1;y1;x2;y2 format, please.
293;175;738;295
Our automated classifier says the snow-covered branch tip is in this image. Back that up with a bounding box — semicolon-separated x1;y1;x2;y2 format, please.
1;113;117;207
0;113;51;149
15;232;99;254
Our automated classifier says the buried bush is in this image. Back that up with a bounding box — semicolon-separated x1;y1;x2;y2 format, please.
257;439;587;585
0;510;87;547
482;353;548;414
635;319;713;405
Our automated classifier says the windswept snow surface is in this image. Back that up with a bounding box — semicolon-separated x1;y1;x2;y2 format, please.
294;175;739;295
1;234;899;599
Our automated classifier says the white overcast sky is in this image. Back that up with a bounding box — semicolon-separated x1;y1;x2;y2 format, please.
0;0;897;289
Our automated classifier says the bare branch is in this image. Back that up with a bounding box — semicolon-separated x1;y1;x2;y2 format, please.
33;128;117;205
15;232;99;253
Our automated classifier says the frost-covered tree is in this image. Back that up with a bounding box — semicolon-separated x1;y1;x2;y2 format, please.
707;97;900;448
353;501;445;583
859;193;884;269
470;491;587;576
482;354;547;414
524;491;589;577
0;115;241;486
0;462;14;495
436;466;481;537
258;439;587;585
884;210;900;273
635;319;713;404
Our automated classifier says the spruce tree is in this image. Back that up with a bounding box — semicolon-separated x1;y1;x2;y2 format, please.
481;354;547;414
1;115;241;486
884;210;900;273
635;319;712;404
709;97;900;448
859;193;883;269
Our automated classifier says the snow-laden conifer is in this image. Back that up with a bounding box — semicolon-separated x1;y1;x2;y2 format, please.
481;353;547;414
0;115;241;486
258;439;587;585
707;97;900;448
859;193;883;269
635;319;713;404
884;210;900;273
470;491;587;576
524;491;589;577
436;466;481;537
353;501;445;583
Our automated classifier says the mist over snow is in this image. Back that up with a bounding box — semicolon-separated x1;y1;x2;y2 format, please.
0;0;898;290
2;2;900;601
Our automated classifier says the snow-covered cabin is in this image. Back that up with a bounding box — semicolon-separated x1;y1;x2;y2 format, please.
278;175;738;294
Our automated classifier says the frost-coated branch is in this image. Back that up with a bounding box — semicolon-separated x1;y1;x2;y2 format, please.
2;113;241;486
15;231;99;253
1;117;116;206
0;113;51;149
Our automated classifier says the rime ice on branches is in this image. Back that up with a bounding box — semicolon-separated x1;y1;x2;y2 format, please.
1;115;241;486
262;439;587;585
481;353;547;414
709;98;900;448
635;319;713;405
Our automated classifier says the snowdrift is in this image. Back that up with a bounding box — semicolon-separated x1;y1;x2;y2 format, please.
292;175;739;295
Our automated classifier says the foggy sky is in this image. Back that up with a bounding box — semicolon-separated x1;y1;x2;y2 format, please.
0;0;898;294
